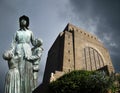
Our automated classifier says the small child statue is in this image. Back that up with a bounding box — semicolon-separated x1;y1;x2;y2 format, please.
26;38;43;89
3;50;21;93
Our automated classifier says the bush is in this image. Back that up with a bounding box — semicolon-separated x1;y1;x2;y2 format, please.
49;70;115;93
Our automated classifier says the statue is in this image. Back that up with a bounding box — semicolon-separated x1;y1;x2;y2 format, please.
3;15;43;93
50;72;56;82
3;50;20;93
26;38;43;89
12;15;35;93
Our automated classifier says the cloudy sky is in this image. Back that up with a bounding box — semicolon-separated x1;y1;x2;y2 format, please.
0;0;120;92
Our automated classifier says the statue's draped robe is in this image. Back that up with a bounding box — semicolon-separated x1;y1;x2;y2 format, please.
5;57;20;93
12;29;34;93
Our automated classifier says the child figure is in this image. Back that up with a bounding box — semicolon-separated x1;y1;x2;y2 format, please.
3;50;21;93
26;38;43;89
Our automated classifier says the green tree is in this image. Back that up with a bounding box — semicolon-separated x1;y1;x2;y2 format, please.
49;70;115;93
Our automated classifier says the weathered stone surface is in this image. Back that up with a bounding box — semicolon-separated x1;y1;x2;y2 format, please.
33;23;115;93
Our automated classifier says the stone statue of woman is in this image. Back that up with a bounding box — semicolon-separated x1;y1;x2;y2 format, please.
11;15;35;93
3;50;20;93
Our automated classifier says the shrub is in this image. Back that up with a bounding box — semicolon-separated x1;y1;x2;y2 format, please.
49;70;115;93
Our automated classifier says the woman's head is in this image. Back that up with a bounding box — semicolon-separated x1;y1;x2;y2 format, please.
19;15;29;30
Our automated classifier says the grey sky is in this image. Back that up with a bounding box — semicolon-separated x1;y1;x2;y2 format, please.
0;0;120;92
68;0;120;72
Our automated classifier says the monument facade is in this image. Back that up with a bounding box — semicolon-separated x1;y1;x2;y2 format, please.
43;23;114;84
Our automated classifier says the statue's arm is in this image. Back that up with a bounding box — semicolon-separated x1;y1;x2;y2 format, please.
11;32;17;51
30;31;35;46
27;48;43;62
37;47;43;58
27;55;39;61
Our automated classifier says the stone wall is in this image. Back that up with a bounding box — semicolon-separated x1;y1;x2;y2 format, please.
34;23;115;93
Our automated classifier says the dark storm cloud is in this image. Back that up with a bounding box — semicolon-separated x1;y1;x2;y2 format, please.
69;0;120;71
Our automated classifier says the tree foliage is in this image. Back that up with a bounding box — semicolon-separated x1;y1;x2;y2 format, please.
49;70;115;93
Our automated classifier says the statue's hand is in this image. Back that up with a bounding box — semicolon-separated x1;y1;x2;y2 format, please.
25;56;33;62
25;56;29;60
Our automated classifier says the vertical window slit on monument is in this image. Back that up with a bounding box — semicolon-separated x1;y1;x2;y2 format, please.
102;56;104;66
99;54;104;67
92;48;95;70
68;69;70;72
90;48;95;70
68;59;70;62
97;52;101;68
84;48;87;70
88;47;92;70
93;49;97;70
68;50;70;53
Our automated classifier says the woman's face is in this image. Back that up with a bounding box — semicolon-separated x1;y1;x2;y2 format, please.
20;19;27;26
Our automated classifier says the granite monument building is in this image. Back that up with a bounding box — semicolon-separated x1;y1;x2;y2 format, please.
34;23;114;93
43;23;114;84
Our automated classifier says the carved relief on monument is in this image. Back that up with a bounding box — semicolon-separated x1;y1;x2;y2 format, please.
83;47;104;71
